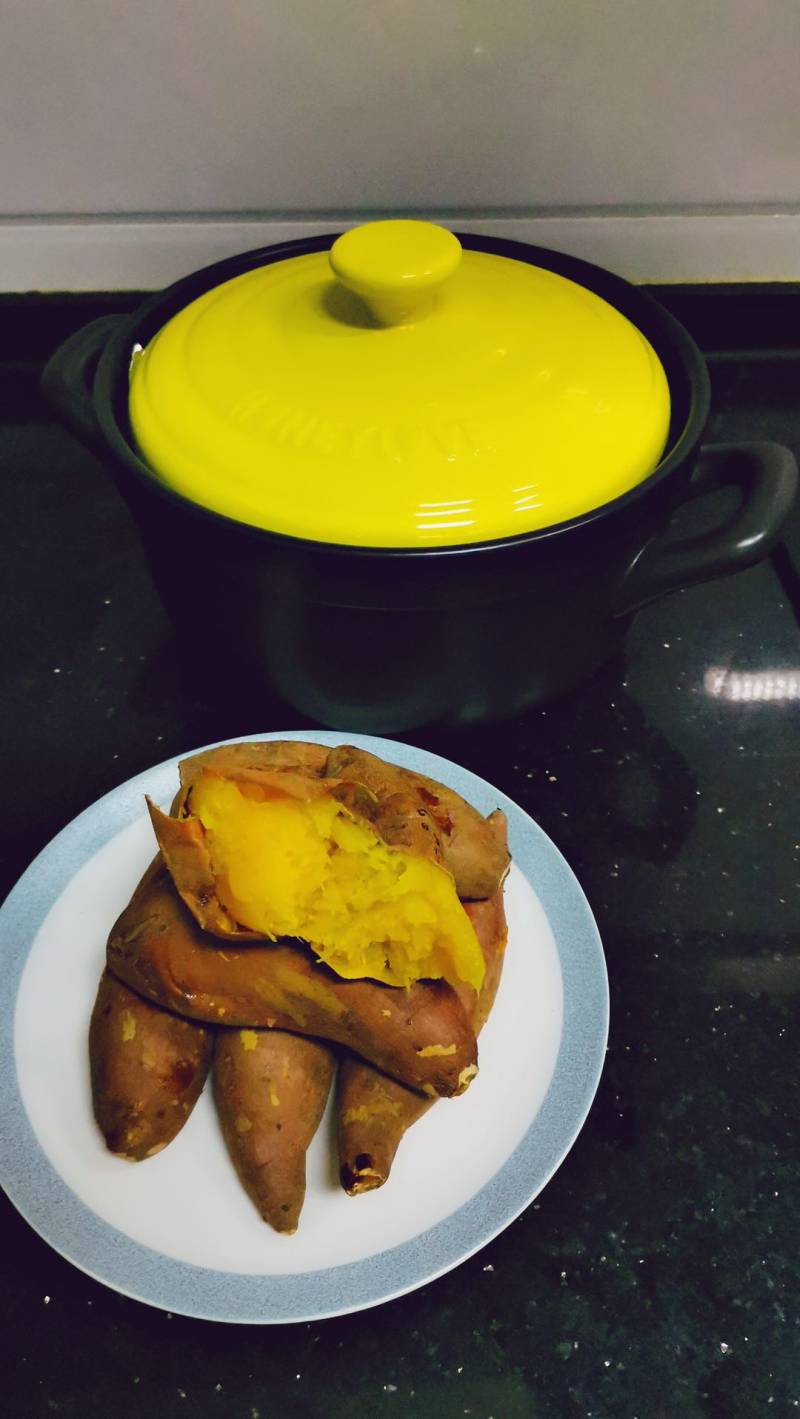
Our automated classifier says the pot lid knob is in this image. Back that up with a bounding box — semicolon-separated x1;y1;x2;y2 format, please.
329;219;462;326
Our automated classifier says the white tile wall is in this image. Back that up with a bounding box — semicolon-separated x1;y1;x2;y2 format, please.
2;0;800;286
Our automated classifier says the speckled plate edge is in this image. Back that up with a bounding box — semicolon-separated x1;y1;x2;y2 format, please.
0;731;608;1324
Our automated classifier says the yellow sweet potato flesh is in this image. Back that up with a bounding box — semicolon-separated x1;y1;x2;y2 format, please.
189;775;484;991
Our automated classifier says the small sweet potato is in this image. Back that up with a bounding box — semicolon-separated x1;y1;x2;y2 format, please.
213;1027;336;1233
89;969;213;1160
338;887;508;1195
106;859;478;1097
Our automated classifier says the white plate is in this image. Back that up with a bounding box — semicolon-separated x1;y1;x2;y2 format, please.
0;731;608;1323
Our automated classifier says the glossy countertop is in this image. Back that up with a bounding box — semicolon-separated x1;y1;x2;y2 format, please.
2;287;798;1418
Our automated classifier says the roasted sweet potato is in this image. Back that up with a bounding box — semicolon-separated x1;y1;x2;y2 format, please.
147;740;508;989
213;1027;336;1233
89;969;213;1160
147;755;485;992
107;860;478;1097
324;745;510;900
338;887;508;1194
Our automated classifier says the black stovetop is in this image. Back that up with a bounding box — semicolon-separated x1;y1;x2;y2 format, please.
2;286;799;1419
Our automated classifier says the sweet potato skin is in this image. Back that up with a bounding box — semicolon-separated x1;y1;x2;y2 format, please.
146;799;261;940
338;888;508;1194
413;791;510;902
324;745;510;900
181;740;330;784
213;1027;336;1233
89;969;213;1160
337;1067;425;1195
106;860;478;1097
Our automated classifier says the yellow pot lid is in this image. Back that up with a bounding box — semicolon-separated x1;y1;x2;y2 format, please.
129;220;670;548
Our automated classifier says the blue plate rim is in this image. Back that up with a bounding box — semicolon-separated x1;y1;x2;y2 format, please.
0;730;609;1324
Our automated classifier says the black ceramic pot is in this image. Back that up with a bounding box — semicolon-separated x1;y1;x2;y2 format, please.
42;234;797;732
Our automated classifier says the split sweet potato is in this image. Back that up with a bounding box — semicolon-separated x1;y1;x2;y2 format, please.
106;859;478;1097
338;883;508;1195
213;1027;336;1233
147;772;485;992
89;968;213;1160
147;741;509;991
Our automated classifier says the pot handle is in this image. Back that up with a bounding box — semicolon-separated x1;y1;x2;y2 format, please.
40;315;124;455
614;441;797;616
